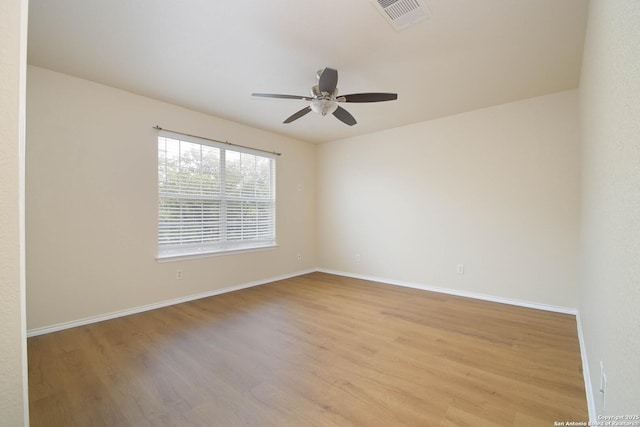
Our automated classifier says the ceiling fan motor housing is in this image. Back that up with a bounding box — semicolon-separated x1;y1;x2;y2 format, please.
311;85;338;98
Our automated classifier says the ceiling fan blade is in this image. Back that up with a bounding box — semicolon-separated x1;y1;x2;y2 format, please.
318;67;338;94
333;106;357;126
283;106;312;124
339;93;398;103
252;93;313;101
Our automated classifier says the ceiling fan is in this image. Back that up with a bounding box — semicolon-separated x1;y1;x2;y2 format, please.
252;67;397;126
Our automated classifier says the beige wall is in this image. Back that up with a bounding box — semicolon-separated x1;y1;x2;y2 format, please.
26;66;317;330
317;90;581;308
0;0;29;424
579;0;640;415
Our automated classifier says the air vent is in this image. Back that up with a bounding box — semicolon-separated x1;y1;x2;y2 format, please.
371;0;431;31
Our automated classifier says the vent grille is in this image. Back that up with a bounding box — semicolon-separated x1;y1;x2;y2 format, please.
372;0;431;31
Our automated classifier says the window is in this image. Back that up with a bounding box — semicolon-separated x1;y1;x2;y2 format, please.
157;130;276;259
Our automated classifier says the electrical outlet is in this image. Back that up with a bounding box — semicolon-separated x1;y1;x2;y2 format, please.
176;269;183;280
457;264;464;275
355;253;361;263
297;253;302;261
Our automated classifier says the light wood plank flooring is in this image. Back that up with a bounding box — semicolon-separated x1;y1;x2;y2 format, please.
28;272;588;426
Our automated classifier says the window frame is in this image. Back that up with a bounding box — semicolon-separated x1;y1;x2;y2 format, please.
156;130;277;260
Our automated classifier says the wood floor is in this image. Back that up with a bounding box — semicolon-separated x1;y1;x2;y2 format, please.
28;272;588;426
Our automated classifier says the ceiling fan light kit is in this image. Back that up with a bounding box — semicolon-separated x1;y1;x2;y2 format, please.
310;98;338;116
252;67;397;126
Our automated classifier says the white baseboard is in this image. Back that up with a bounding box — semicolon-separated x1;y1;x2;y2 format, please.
316;268;578;315
576;311;597;421
26;268;316;337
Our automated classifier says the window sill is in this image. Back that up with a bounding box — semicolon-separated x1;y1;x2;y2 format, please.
156;244;278;263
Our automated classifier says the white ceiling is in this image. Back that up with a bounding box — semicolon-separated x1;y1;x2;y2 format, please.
27;0;589;144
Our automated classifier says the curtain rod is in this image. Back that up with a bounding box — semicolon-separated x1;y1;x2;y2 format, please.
153;126;281;157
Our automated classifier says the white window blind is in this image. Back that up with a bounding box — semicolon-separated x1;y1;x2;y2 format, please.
157;130;276;258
